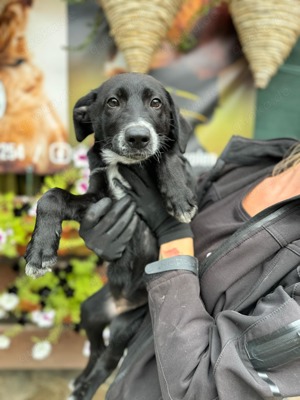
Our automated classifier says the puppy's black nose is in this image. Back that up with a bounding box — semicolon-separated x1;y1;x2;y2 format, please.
125;126;151;149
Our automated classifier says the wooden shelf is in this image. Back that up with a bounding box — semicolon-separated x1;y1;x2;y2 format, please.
0;260;18;292
0;324;87;370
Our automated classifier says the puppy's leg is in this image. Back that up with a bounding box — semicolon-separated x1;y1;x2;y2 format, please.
69;305;148;400
73;285;114;389
25;171;105;278
25;188;101;278
107;219;157;303
72;221;156;399
157;152;198;223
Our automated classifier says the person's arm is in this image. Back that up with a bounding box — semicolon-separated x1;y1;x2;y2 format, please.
159;238;194;259
118;166;300;400
145;258;215;399
146;236;215;399
145;254;300;400
117;166;216;398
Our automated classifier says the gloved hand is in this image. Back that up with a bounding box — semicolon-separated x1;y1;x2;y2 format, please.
116;166;193;245
79;196;138;261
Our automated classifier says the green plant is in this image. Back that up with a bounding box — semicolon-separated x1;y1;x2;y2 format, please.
0;145;102;359
0;255;103;359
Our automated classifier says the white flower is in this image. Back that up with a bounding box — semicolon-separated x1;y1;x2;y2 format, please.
0;293;19;311
82;340;90;358
27;202;37;217
0;335;11;349
0;308;7;319
31;310;55;328
31;341;52;360
81;167;90;179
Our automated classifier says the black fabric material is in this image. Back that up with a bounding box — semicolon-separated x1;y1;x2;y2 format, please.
79;196;138;261
106;313;159;400
117;165;193;245
196;136;298;209
192;173;259;263
145;255;198;276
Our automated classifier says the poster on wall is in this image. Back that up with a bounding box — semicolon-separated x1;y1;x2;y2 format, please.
0;0;68;175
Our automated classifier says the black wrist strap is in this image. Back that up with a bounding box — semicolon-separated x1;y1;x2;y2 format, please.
145;255;198;276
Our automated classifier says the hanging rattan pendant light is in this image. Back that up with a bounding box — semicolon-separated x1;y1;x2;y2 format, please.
99;0;184;73
227;0;300;88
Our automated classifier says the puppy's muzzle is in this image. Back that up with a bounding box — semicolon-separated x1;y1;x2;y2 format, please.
125;126;150;150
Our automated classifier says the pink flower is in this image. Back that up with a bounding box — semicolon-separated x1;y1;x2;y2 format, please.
75;179;89;195
73;147;89;169
31;310;55;328
0;229;7;247
81;167;91;179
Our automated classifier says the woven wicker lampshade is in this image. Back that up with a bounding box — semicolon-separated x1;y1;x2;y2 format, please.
227;0;300;88
99;0;184;73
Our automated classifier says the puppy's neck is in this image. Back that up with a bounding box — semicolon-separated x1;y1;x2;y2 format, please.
101;149;142;166
101;149;139;200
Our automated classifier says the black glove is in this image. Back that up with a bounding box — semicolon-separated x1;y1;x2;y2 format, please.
116;166;193;245
79;196;138;261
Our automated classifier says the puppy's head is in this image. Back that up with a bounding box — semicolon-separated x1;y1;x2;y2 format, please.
73;73;191;164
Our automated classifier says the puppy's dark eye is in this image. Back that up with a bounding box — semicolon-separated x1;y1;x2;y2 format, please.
150;98;162;109
107;98;120;108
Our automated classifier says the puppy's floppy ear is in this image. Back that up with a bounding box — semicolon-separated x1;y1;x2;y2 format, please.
165;90;192;153
73;90;97;142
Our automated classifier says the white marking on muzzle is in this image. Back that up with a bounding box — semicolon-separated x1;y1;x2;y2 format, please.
102;119;159;200
117;119;159;155
102;149;141;166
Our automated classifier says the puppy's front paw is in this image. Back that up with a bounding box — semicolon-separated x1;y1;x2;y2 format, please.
24;240;58;278
69;381;90;400
166;191;198;223
25;258;56;278
69;368;108;400
175;204;198;223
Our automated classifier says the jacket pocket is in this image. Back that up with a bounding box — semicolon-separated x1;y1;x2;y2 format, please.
245;319;300;371
214;287;300;399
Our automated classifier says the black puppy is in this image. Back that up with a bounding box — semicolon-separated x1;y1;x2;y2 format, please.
24;73;197;399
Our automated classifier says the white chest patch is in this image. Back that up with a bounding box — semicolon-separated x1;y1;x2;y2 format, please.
101;149;143;199
106;163;131;200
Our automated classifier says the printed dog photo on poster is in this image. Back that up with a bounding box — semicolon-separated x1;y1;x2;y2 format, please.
0;0;69;175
